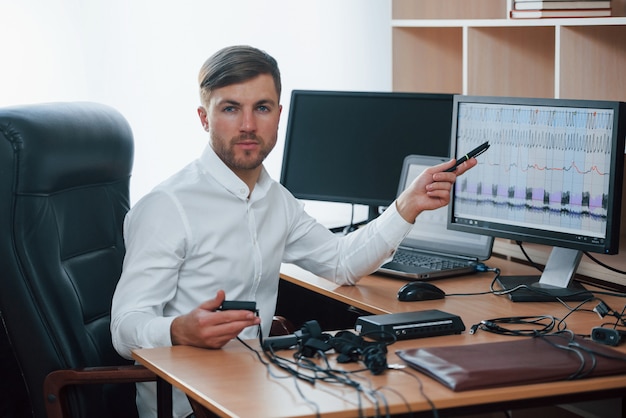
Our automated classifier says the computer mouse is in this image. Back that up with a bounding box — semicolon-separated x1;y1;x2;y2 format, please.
397;281;446;302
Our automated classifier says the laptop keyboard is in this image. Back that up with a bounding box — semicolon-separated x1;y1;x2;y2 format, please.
392;251;470;271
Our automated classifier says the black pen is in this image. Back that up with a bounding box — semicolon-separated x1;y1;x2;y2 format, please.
444;141;490;172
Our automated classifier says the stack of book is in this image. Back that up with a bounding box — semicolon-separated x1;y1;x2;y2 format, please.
511;0;612;18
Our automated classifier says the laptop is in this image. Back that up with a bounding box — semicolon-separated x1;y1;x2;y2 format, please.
377;155;493;280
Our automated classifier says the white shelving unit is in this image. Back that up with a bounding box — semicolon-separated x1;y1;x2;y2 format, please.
392;0;626;101
391;0;626;288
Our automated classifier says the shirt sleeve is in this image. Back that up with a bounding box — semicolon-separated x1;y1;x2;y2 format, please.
110;191;188;359
283;201;412;286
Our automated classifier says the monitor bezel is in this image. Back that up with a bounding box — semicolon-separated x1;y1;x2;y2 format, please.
280;89;456;210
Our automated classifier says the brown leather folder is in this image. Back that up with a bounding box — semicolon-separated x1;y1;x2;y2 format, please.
396;333;626;391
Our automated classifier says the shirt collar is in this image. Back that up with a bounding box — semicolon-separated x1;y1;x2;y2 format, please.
199;143;271;201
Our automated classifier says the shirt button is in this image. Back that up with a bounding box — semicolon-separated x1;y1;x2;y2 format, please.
239;188;247;195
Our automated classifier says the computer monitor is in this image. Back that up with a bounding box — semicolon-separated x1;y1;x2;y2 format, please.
447;95;625;301
280;90;454;222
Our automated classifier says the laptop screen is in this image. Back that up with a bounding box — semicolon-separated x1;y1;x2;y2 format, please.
399;155;493;259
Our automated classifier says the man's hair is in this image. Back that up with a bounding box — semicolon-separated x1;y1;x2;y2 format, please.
198;45;281;106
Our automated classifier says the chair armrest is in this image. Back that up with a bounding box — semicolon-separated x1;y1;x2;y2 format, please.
44;365;156;418
270;315;295;336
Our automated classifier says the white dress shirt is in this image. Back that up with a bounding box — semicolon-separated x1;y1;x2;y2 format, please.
111;143;412;418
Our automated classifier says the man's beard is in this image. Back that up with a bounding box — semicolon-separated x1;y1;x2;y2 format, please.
211;132;273;170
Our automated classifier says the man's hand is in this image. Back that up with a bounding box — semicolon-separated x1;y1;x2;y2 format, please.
170;290;261;349
395;157;477;224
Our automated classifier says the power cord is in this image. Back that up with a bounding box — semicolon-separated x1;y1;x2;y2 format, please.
470;315;560;336
474;263;500;274
536;330;626;380
515;241;544;272
237;321;428;417
516;240;626;276
593;300;626;325
444;263;502;297
446;262;626;340
584;251;626;275
243;320;406;417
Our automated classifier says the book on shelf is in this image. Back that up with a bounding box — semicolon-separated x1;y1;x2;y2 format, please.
514;0;609;2
511;8;612;18
514;1;611;10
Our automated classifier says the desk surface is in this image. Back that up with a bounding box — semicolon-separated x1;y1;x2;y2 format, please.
280;257;625;337
133;257;626;418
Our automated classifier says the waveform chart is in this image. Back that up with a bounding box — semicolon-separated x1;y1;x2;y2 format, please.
453;103;613;238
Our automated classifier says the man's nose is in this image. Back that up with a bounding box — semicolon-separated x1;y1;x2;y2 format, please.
240;109;257;131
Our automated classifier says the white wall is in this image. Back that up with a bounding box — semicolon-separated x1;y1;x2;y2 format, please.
0;0;391;226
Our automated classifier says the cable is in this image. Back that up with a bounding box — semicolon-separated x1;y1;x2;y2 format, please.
536;330;626;381
394;368;438;418
537;331;591;379
342;204;357;235
470;315;559;337
444;263;624;315
584;251;626;275
553;298;599;335
239;335;324;416
474;263;499;274
350;203;355;228
593;300;626;328
516;241;626;276
247;321;402;417
444;264;502;297
515;241;544;272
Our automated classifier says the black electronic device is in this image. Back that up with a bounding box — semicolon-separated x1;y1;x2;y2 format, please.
262;319;325;352
447;95;625;302
355;309;465;341
281;90;455;221
219;301;257;312
397;281;446;302
262;320;390;375
591;327;625;346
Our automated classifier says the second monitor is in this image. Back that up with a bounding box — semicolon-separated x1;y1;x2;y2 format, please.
447;95;625;301
280;90;455;221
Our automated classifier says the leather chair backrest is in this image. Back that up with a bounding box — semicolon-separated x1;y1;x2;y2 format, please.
0;102;136;417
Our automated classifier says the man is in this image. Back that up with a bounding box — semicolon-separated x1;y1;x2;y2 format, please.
111;45;476;418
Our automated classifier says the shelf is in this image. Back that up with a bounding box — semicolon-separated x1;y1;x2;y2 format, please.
392;19;626;101
392;17;626;28
392;27;463;94
392;0;626;21
392;0;506;20
392;0;626;289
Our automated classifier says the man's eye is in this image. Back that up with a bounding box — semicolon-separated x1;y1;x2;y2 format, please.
257;105;270;112
223;106;236;112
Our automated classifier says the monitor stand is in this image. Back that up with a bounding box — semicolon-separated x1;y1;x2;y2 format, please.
367;205;381;222
496;247;593;302
331;205;382;235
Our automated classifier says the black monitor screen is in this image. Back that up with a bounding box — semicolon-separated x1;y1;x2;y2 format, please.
280;90;454;211
447;95;625;300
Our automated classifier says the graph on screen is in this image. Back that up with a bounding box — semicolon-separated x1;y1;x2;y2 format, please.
453;102;614;239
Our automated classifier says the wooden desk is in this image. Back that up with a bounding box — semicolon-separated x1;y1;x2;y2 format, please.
134;335;626;418
133;257;626;418
279;257;625;337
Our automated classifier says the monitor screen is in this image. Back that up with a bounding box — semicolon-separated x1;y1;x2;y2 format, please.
447;95;625;300
280;90;454;218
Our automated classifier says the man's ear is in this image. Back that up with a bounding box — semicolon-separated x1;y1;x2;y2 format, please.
197;106;209;131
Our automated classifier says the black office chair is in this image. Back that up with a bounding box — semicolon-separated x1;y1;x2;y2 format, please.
0;102;155;418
